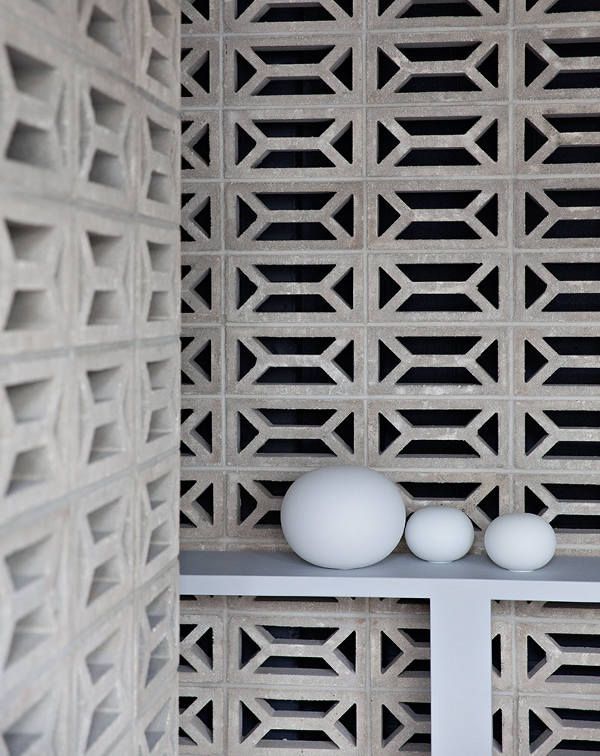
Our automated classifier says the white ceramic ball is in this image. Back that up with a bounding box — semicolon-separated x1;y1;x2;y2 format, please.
281;466;406;569
484;513;556;571
405;506;474;563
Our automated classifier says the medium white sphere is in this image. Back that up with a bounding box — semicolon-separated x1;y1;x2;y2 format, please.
484;513;556;571
281;466;406;569
405;506;474;563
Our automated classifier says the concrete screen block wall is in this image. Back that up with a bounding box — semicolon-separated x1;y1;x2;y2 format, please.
0;1;180;752
180;0;600;753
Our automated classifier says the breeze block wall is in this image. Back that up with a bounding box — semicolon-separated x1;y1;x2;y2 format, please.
0;1;180;752
180;0;600;752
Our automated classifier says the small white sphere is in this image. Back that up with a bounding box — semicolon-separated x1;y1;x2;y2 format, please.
405;506;474;563
484;513;556;572
281;466;406;569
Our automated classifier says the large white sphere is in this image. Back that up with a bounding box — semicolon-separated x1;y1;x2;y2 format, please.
405;506;474;563
484;513;556;571
281;466;406;569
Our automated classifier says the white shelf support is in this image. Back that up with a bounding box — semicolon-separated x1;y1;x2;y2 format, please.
430;589;492;755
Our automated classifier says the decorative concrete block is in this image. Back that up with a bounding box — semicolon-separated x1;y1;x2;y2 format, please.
367;105;509;177
367;31;508;105
137;224;179;339
182;110;220;181
226;687;369;754
179;686;225;754
226;253;364;324
368;179;508;249
179;611;224;684
225;0;361;33
515;251;600;322
369;0;507;29
368;398;508;469
181;0;220;34
515;27;600;101
181;183;222;252
0;356;70;519
368;252;509;322
74;210;134;346
181;254;222;325
367;325;508;396
180;471;226;546
0;195;71;355
516;399;600;472
181;397;223;467
182;325;222;396
181;37;220;108
225;109;363;179
224;35;362;107
226;398;365;467
225;181;364;251
226;325;364;396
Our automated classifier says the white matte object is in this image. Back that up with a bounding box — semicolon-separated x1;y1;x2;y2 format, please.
484;512;556;571
405;506;474;563
281;465;406;569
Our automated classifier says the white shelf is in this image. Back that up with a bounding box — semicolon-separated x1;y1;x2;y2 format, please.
179;550;600;601
179;550;600;756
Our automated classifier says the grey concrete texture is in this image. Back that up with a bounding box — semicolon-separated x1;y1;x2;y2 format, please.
0;0;180;752
181;0;600;752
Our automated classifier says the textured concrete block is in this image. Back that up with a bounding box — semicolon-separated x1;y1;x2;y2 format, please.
182;110;221;181
181;397;223;467
515;325;600;396
227;687;369;754
136;455;179;584
136;0;179;109
181;37;220;108
226;253;364;324
368;251;509;322
182;325;223;396
180;471;226;546
367;104;509;177
181;254;222;325
225;181;364;251
517;695;600;756
179;611;224;684
71;475;134;633
226;325;364;396
0;195;71;355
181;183;222;252
182;0;220;34
0;19;72;196
0;356;70;519
0;505;69;693
135;565;178;715
225;0;361;33
137;224;179;339
226;398;365;467
369;0;507;29
76;0;134;77
224;36;362;107
179;686;225;754
516;399;600;471
71;606;134;756
136;339;179;462
138;96;179;223
368;398;508;469
516;27;600;101
225;108;363;179
368;179;508;249
367;31;508;105
74;210;134;346
368;325;508;396
74;346;134;487
515;251;600;322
